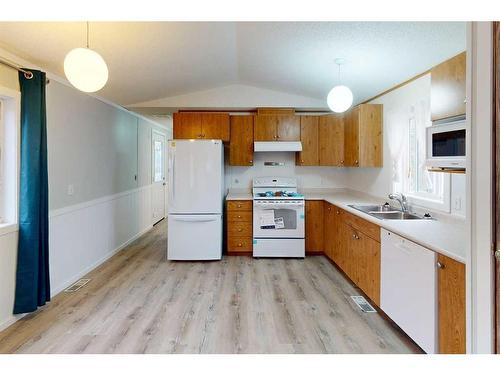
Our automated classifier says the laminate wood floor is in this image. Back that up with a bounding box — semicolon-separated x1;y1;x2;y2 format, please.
0;220;422;354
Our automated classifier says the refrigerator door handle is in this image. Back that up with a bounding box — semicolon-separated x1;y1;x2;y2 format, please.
168;146;175;208
171;216;219;223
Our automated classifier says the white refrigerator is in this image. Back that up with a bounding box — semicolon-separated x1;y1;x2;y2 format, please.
167;140;224;260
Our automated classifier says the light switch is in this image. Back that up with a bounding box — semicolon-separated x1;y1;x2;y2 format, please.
67;184;74;196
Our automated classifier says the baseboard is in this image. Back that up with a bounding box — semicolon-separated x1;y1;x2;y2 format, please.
226;251;252;256
51;224;154;296
0;223;154;334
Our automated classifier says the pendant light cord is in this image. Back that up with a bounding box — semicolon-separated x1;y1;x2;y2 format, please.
86;21;89;49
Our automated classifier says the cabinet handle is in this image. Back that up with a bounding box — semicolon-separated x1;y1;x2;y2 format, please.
352;234;360;240
355;160;359;165
237;204;242;208
238;228;242;232
237;243;242;247
437;262;445;269
328;207;331;211
237;215;242;218
277;135;280;139
336;210;340;214
249;160;253;164
202;134;206;138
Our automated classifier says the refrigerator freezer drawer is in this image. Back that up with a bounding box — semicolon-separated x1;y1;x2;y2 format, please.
253;238;305;258
167;214;222;260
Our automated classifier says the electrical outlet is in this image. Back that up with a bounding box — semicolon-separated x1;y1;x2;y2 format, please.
67;184;74;196
454;197;462;211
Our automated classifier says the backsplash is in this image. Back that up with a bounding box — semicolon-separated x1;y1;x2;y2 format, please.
224;151;351;190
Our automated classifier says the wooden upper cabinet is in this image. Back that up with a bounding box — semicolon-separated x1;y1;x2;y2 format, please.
229;115;254;166
173;112;202;139
201;113;230;141
254;114;300;141
296;116;319;165
344;104;383;168
305;200;324;253
431;52;466;122
438;254;466;354
173;112;230;141
319;114;344;166
277;115;300;141
254;115;278;141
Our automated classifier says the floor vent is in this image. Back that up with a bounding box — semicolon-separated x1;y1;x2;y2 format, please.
351;296;376;313
64;278;91;293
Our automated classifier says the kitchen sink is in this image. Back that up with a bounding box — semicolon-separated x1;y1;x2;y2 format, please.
348;204;429;220
349;204;399;213
369;211;424;220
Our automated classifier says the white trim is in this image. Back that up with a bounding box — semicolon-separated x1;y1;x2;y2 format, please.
50;224;153;297
0;84;21;230
0;223;18;237
405;173;452;213
49;184;151;218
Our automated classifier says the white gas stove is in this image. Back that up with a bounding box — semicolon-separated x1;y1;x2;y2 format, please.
252;177;305;258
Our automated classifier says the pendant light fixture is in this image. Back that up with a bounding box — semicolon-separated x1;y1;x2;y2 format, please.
64;22;108;93
327;58;353;113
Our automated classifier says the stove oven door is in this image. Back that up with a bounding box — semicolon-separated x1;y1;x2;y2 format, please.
253;200;305;238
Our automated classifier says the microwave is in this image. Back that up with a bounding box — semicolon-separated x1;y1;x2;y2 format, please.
426;119;466;169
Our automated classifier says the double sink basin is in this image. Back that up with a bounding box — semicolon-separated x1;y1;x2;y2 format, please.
348;204;431;220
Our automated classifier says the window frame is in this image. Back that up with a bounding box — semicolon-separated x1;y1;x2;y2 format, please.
0;85;21;236
402;98;452;213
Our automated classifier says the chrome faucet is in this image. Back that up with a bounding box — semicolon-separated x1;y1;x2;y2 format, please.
388;193;409;212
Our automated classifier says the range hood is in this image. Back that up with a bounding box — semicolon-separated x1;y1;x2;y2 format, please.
254;141;302;152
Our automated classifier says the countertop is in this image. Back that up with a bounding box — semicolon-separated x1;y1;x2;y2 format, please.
225;188;467;263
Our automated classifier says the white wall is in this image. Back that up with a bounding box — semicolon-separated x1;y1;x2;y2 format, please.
0;65;168;332
347;74;466;216
225;151;351;191
129;84;327;113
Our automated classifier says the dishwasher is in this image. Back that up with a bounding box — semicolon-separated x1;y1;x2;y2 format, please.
381;229;437;353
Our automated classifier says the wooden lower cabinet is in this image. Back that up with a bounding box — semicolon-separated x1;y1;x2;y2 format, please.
438;254;466;354
324;203;381;307
226;200;253;253
346;224;381;306
305;201;324;253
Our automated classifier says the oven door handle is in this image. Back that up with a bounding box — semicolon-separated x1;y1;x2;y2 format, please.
254;203;304;209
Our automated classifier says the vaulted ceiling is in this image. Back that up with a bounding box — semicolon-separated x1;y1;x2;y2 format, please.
0;22;466;108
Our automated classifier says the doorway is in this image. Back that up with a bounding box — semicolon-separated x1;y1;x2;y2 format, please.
152;130;166;225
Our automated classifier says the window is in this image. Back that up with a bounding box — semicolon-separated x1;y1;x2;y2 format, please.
0;86;20;232
391;96;450;212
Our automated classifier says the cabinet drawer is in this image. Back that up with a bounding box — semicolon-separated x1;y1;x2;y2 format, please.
227;200;252;211
227;211;252;222
227;236;253;252
343;210;380;242
227;222;252;236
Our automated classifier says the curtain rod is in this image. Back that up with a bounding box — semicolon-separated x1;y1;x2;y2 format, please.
0;56;34;79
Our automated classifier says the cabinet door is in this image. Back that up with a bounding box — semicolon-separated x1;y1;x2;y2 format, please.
358;104;383;167
254;115;278;141
343;108;360;167
324;203;335;259
297;116;319;165
431;52;466;122
173;112;202;139
354;229;381;306
319;114;344;166
201;113;230;141
277;115;300;141
438;254;466;354
329;206;344;266
229;115;254;166
340;222;356;280
305;200;324;253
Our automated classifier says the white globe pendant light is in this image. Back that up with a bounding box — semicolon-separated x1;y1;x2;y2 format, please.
64;22;108;93
327;59;353;113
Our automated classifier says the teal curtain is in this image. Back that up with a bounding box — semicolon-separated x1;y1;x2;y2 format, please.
13;70;50;314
